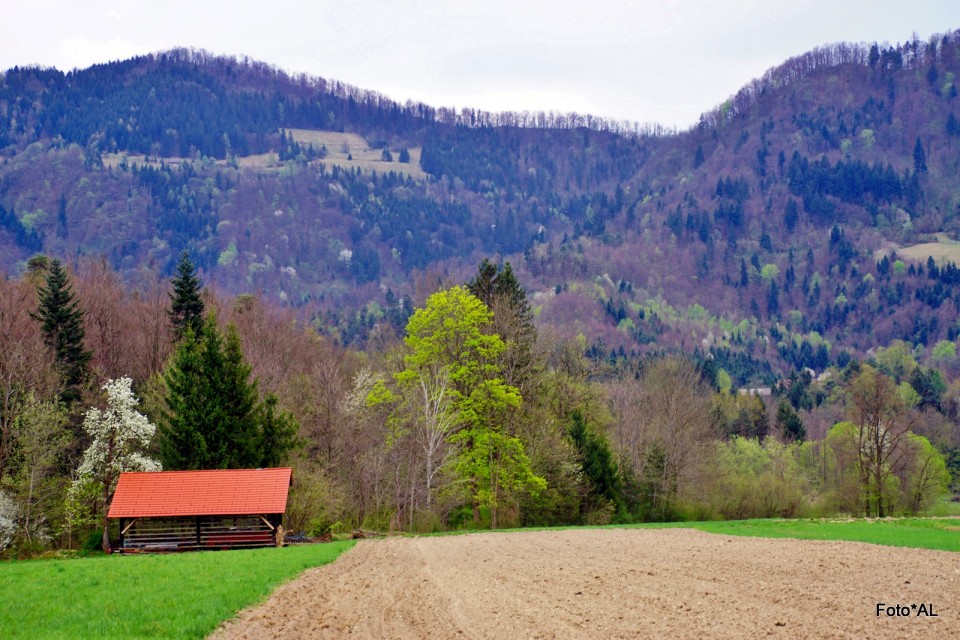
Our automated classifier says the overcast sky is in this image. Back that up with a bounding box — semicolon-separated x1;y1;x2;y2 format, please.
1;1;956;130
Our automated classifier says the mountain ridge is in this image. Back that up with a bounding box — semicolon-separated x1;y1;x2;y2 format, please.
2;29;960;381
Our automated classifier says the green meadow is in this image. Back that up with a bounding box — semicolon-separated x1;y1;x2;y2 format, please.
0;541;354;639
638;517;960;552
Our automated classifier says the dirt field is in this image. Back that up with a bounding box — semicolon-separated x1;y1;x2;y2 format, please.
211;528;959;639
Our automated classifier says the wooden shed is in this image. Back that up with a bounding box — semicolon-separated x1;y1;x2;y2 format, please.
107;467;292;551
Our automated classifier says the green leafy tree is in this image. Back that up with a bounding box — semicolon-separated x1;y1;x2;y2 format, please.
168;251;205;339
4;397;69;551
397;286;544;527
899;434;950;513
31;259;91;405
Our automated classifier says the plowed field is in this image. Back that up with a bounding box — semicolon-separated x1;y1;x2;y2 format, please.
211;528;959;639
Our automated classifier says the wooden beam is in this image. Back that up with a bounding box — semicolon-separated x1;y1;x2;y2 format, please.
259;515;275;530
121;519;138;535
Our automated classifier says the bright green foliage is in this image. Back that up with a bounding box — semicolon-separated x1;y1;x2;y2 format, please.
398;286;544;526
931;339;957;363
644;518;960;552
760;263;780;283
702;437;810;519
400;286;504;392
168;251;205;339
897;381;921;408
31;259;91;405
900;434;951;513
158;315;298;470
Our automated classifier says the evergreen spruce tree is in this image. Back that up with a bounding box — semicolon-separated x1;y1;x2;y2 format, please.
158;325;210;469
158;315;298;470
211;323;263;468
258;395;300;468
776;399;806;442
467;259;538;389
168;251;205;339
568;410;622;517
31;259;91;405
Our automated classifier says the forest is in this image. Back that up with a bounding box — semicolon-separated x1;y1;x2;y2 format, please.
0;255;954;555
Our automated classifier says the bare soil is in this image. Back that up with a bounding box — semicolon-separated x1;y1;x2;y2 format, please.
211;528;960;639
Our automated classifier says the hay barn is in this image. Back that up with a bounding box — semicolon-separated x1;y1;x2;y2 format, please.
107;467;292;551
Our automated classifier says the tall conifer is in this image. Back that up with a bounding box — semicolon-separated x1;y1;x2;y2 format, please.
31;259;90;405
168;251;205;339
158;315;297;470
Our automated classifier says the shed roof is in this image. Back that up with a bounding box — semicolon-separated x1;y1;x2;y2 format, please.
107;468;292;518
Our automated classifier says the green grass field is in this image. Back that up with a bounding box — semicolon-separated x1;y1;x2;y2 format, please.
637;517;960;552
0;541;354;639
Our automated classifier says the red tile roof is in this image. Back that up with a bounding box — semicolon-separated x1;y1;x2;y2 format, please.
107;468;292;518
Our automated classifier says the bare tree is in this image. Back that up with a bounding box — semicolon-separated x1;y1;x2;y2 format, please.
0;278;58;477
848;365;909;517
608;358;716;518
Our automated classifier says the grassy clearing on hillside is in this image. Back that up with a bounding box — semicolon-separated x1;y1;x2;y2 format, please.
877;232;960;264
103;129;426;179
638;517;960;552
0;541;354;639
287;128;427;179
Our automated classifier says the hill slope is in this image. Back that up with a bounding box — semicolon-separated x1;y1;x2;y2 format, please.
2;32;960;381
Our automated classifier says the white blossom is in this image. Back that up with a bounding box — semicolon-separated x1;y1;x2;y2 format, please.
0;491;16;551
77;377;161;481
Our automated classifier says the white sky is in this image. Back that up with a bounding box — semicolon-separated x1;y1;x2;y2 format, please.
1;1;956;130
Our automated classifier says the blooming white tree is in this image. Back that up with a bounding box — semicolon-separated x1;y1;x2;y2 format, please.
74;377;160;551
0;491;16;552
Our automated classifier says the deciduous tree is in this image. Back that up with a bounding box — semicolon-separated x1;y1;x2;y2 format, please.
74;377;161;551
393;286;544;527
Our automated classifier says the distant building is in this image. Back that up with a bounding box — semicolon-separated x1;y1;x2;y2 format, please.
738;387;772;397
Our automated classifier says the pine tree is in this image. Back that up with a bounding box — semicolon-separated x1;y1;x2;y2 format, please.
210;323;262;468
31;259;91;405
168;251;205;339
158;315;298;470
693;144;705;169
467;259;537;389
913;137;927;174
158;325;210;469
776;399;805;442
568;410;622;518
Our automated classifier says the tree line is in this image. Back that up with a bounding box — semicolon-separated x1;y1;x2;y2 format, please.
0;254;954;556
